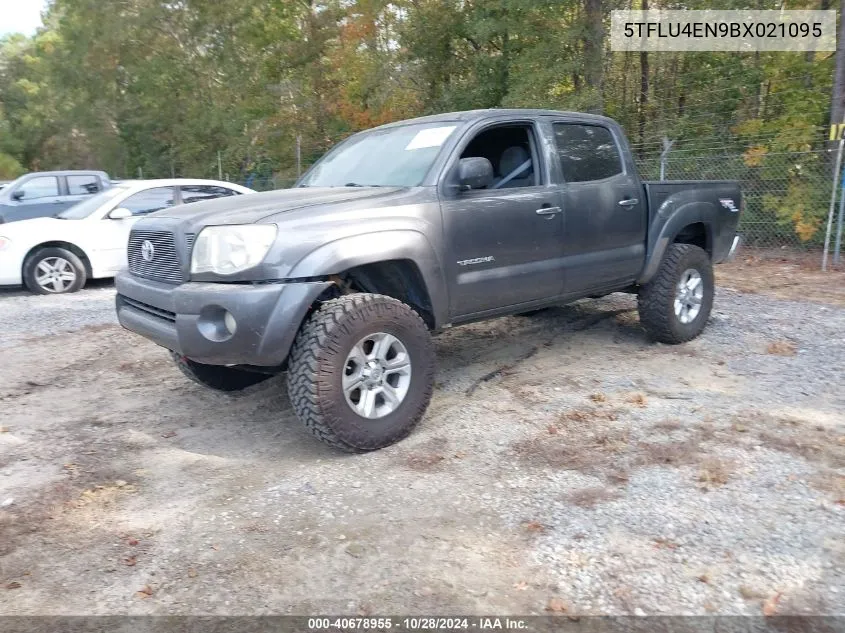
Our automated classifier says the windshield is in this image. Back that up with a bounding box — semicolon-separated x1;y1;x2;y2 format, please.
299;122;458;188
57;185;130;219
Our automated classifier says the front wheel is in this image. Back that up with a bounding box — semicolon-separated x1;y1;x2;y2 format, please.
286;294;435;453
23;247;87;295
637;244;714;344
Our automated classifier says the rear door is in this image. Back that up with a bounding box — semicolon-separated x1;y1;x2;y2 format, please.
552;121;647;294
64;174;104;210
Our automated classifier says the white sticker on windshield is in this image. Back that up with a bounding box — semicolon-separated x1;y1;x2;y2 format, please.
405;126;456;150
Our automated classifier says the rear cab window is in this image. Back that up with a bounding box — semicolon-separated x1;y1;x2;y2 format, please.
552;123;623;183
67;174;102;195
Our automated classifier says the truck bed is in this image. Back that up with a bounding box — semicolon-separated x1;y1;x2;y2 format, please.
642;180;742;265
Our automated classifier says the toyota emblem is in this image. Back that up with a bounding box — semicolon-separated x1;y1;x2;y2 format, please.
141;240;155;262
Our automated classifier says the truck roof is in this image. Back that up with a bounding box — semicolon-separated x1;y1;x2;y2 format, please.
15;169;110;178
369;108;616;131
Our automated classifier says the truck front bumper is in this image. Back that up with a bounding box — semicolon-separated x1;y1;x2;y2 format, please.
115;270;332;367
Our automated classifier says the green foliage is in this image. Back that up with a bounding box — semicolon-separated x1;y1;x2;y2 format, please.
0;0;837;242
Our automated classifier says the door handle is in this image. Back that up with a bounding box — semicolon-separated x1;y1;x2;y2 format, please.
618;198;639;208
536;206;562;215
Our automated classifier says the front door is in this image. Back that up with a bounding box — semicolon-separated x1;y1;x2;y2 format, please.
552;122;647;295
441;122;565;317
3;176;65;222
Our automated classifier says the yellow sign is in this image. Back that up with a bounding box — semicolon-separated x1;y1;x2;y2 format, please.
830;123;845;140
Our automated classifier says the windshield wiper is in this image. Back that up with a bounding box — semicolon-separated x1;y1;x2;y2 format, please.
344;182;381;187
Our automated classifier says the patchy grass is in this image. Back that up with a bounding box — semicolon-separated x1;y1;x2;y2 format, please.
559;407;620;424
589;393;608;404
404;437;449;472
718;251;845;306
731;411;845;469
626;393;648;407
652;419;683;432
637;440;701;467
567;486;620;508
698;458;734;487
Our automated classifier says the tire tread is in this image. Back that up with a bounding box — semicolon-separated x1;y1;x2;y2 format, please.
286;294;434;453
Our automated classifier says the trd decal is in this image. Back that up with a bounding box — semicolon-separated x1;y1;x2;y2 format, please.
457;256;495;266
719;198;739;213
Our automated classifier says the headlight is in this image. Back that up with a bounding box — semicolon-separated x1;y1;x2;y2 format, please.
191;225;277;275
0;236;11;251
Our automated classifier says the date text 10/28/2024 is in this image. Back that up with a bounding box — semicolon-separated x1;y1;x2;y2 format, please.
308;618;530;631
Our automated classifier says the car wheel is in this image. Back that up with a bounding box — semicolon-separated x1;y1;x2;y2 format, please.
23;247;87;295
170;352;272;391
637;243;714;344
286;293;435;453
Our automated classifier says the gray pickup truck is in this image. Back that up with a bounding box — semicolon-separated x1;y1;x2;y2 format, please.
115;109;741;452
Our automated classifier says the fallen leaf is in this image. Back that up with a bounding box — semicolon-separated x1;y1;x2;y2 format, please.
523;521;545;533
739;585;767;600
5;581;21;590
545;597;568;613
589;393;607;403
513;581;529;591
123;556;137;566
547;425;559;435
453;451;466;459
136;585;154;599
188;568;198;578
127;538;139;546
211;544;219;551
697;574;710;584
766;341;796;356
762;592;782;616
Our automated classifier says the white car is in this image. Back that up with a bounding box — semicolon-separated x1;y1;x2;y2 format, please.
0;179;254;294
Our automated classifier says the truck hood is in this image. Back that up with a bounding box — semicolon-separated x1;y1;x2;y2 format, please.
154;186;406;226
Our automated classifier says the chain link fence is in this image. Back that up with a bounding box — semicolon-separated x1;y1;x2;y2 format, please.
233;147;844;256
636;148;839;251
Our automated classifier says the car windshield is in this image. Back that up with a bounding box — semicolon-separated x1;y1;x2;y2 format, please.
57;185;130;219
298;122;458;188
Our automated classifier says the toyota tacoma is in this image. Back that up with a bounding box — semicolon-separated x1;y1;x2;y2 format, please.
115;109;742;452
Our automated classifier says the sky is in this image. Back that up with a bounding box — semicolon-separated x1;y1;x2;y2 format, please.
0;0;47;37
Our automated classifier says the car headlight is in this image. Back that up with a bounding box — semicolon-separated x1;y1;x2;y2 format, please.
0;236;11;251
190;225;277;275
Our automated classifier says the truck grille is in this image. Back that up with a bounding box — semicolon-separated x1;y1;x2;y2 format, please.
128;230;184;283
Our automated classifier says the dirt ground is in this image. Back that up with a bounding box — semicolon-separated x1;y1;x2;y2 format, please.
0;260;843;616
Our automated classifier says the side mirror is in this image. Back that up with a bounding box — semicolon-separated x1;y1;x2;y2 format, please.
108;207;132;219
458;157;494;191
11;190;24;201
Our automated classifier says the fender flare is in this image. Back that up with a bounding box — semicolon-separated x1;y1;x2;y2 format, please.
638;201;715;285
288;229;449;328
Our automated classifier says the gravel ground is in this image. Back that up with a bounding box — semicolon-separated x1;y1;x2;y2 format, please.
0;274;842;616
0;282;116;348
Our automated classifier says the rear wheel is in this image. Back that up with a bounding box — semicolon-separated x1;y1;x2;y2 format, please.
286;294;435;452
23;247;87;295
637;244;714;344
170;352;271;392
